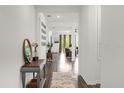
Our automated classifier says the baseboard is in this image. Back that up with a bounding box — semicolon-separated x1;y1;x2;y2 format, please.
78;75;101;88
87;84;101;88
78;75;88;88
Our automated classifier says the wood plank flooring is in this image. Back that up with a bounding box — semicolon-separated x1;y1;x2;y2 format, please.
44;53;98;88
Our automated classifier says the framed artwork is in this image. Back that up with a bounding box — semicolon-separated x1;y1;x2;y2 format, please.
40;19;46;46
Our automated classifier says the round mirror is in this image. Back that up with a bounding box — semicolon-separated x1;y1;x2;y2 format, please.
23;39;33;64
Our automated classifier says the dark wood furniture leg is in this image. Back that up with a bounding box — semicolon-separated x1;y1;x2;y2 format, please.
43;65;46;78
22;72;25;88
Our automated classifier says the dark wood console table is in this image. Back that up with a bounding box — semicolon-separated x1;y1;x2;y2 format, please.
20;59;46;88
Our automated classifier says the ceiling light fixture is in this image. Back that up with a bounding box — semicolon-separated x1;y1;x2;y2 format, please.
57;15;60;18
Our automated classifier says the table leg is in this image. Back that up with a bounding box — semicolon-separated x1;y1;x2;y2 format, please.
43;65;46;78
22;72;25;88
33;72;35;79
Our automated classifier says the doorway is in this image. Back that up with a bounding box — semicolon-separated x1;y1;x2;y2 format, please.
59;34;72;54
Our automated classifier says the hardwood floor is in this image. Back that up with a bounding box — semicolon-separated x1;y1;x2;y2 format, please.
44;53;78;88
44;53;99;88
52;53;78;74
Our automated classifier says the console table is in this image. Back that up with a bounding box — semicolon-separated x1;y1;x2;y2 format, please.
20;59;46;88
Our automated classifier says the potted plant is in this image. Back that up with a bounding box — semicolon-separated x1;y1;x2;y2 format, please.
32;42;38;61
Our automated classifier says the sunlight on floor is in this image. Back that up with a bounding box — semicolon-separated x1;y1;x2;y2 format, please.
58;52;71;72
58;52;78;73
73;57;78;74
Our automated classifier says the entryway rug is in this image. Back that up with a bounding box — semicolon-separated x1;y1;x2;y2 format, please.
50;72;77;88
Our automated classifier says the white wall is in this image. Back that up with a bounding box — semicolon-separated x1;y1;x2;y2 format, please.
71;28;76;61
101;6;124;87
0;6;35;87
79;6;101;84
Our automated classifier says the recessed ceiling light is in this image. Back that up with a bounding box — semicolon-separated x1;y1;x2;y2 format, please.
57;15;60;18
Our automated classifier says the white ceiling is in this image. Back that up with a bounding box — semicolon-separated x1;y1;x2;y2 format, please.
35;5;80;32
35;5;81;13
45;13;79;31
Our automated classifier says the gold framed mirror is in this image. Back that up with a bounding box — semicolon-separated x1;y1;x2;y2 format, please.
23;39;33;64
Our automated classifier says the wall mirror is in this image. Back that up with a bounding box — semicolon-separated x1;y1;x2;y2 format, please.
23;39;33;64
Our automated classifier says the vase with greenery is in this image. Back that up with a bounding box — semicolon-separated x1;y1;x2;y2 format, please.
32;42;38;61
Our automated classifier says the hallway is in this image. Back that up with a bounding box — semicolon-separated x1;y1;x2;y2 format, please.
35;5;79;88
1;5;124;88
1;2;124;93
46;53;78;88
46;53;99;88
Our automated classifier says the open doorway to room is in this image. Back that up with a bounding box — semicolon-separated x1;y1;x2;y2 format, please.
59;34;72;54
35;5;79;88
